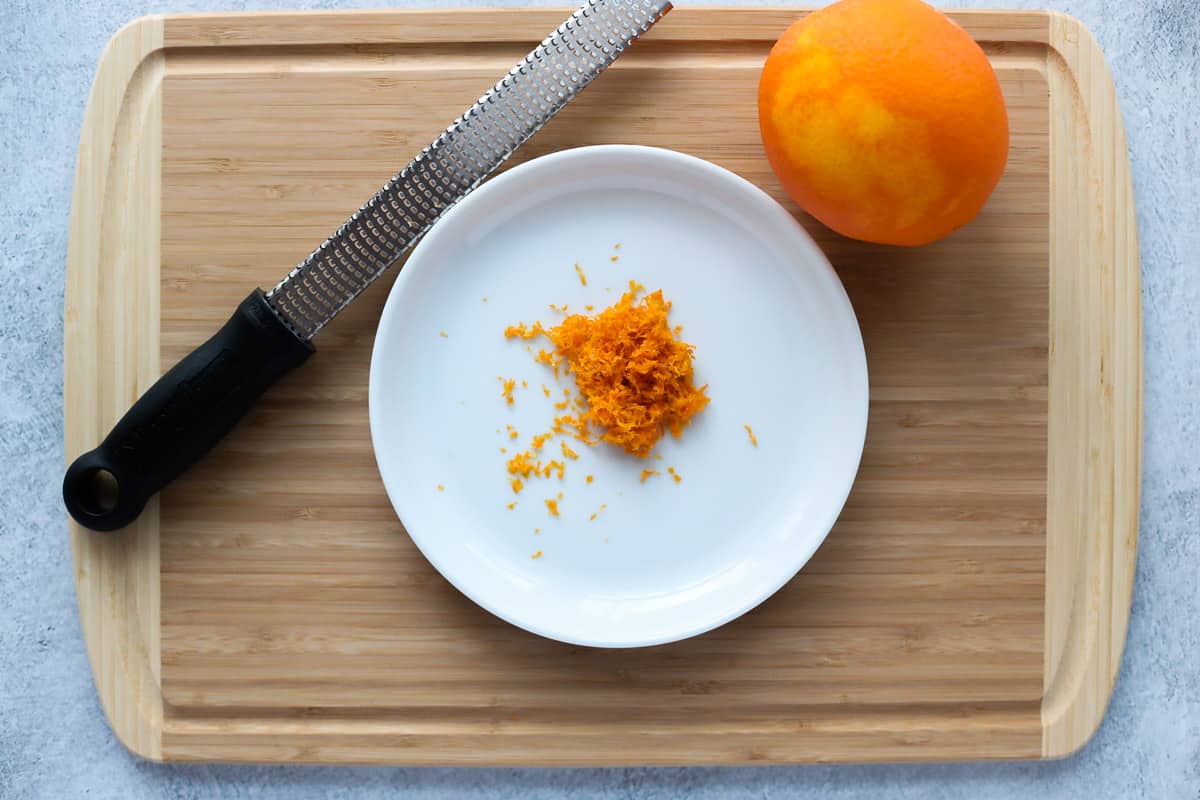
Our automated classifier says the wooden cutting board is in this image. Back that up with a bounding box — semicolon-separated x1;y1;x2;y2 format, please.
64;7;1140;765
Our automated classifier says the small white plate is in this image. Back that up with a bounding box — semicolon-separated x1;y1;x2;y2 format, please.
369;145;868;648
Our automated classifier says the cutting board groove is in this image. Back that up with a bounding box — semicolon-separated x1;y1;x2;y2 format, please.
65;8;1139;765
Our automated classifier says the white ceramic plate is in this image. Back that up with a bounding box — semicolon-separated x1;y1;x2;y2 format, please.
369;145;868;647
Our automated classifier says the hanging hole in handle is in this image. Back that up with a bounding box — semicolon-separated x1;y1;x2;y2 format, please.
76;468;120;517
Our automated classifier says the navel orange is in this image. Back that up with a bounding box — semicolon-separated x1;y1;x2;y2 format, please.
758;0;1009;247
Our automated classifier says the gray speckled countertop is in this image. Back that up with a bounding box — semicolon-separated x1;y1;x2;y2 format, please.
2;0;1197;797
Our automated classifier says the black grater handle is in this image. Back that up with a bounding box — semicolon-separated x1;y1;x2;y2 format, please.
63;289;313;532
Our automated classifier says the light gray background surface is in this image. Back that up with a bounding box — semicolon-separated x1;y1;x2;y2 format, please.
2;0;1196;797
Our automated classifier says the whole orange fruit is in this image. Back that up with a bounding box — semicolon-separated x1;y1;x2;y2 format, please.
758;0;1009;246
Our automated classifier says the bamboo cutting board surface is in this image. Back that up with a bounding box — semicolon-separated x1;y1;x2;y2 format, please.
64;8;1140;765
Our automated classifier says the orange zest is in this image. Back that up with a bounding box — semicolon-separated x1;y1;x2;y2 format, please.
500;377;516;405
506;282;709;458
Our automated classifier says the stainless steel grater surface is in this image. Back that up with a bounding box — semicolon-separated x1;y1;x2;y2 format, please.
64;0;671;532
267;0;673;339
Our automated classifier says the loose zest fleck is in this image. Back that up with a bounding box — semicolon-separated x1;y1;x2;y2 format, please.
561;441;579;460
574;263;588;286
744;424;758;447
506;501;517;510
667;466;682;483
586;474;594;484
531;550;543;560
500;377;516;405
610;255;619;263
439;331;449;338
545;498;560;517
639;469;659;483
511;477;524;494
437;484;445;492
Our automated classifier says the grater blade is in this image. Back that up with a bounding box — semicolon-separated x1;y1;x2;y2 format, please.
265;0;672;340
64;0;672;532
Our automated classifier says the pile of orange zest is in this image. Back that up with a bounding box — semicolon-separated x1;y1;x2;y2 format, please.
501;281;708;513
574;263;588;286
499;377;516;405
744;424;758;447
510;281;709;458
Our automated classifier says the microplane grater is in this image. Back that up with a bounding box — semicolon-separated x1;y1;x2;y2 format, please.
64;0;672;531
